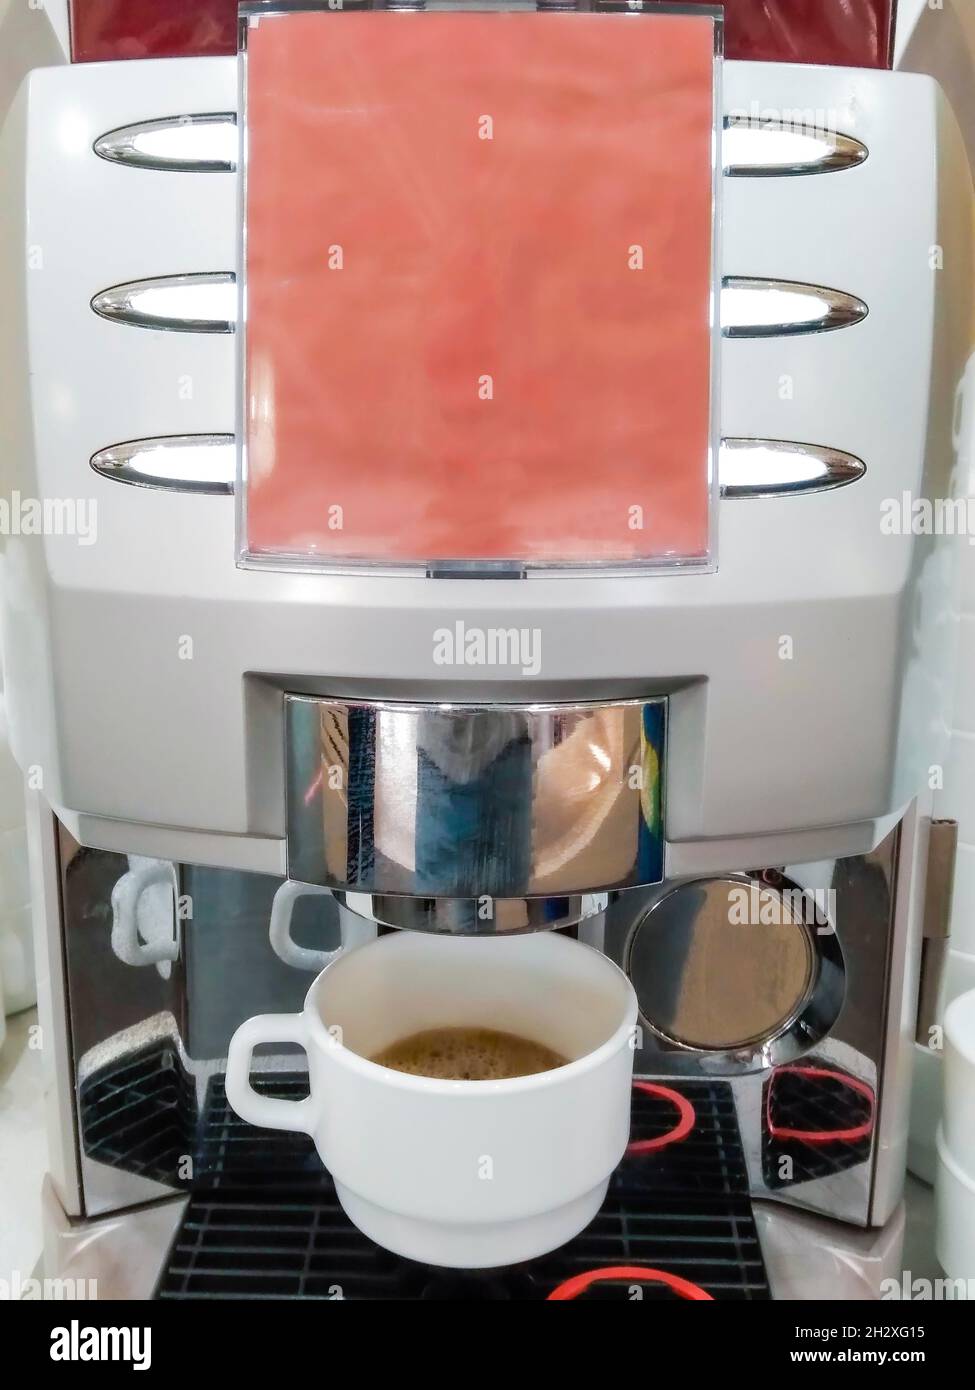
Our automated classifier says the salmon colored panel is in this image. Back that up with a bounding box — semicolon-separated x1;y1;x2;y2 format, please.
243;11;717;565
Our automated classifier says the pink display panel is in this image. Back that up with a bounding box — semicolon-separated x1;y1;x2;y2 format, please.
240;9;719;569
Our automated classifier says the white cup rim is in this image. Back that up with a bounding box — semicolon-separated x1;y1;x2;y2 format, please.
936;1123;975;1194
301;930;638;1096
945;987;975;1069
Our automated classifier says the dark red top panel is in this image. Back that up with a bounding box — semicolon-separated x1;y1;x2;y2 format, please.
69;0;894;69
69;0;238;62
710;0;894;68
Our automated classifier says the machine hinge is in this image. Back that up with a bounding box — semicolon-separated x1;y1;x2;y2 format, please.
914;818;958;1045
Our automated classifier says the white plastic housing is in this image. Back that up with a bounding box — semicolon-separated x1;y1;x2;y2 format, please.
0;57;970;875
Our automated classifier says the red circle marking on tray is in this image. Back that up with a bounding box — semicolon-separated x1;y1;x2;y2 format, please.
766;1065;875;1145
627;1081;696;1154
547;1265;713;1301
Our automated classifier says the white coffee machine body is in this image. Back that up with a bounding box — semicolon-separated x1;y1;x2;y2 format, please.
1;42;971;1298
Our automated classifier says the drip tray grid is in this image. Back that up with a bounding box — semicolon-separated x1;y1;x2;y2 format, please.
155;1074;770;1301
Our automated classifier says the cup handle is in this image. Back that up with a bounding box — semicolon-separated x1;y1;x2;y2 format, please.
270;880;365;972
111;861;178;967
225;1013;316;1134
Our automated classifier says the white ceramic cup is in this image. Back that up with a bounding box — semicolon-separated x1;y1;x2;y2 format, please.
942;986;975;1165
936;987;975;1279
226;929;638;1268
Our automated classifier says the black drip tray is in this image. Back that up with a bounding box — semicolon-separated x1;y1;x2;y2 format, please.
155;1075;769;1301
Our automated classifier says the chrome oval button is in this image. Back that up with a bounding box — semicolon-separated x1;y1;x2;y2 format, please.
91;273;235;334
90;436;234;494
722;278;868;337
719;439;865;499
723;117;868;177
93;114;237;172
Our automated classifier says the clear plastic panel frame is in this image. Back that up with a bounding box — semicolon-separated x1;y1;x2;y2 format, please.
236;2;722;576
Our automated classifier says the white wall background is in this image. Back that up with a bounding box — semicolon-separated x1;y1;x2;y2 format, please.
0;0;68;123
0;0;68;1287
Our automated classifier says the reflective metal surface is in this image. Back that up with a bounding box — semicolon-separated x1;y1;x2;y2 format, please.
91;274;235;334
723;117;868;177
721;278;868;337
57;826;340;1215
719;438;865;498
285;696;666;918
54;809;917;1230
90;435;234;494
335;890;609;935
93;114;237;172
628;877;817;1052
584;817;910;1226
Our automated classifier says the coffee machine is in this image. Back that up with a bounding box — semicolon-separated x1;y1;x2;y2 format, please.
1;0;972;1299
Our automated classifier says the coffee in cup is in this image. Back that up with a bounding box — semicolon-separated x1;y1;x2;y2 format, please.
371;1026;568;1080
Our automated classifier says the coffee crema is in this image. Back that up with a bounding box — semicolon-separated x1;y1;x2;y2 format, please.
371;1026;569;1081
